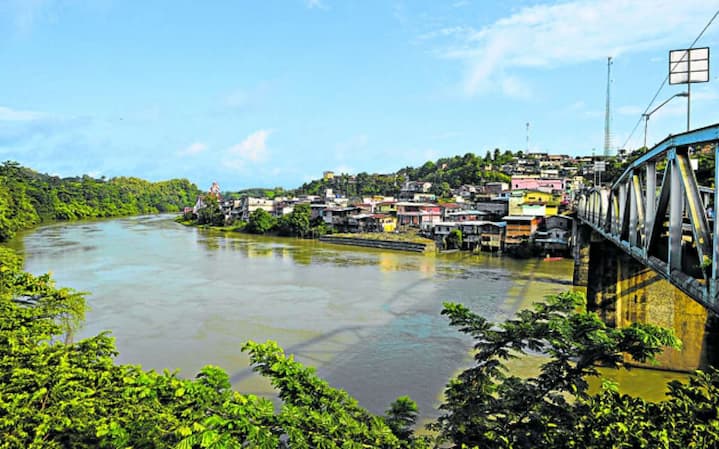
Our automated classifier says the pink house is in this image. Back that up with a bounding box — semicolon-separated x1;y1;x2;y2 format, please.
396;202;442;227
510;176;566;193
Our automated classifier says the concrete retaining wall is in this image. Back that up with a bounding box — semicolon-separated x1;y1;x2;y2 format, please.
319;235;433;253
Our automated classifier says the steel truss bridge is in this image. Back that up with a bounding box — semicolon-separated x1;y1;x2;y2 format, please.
576;124;719;313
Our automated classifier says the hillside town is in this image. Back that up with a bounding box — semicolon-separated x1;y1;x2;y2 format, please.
188;151;624;256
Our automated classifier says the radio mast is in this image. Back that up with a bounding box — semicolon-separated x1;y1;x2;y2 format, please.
525;122;530;153
604;56;613;157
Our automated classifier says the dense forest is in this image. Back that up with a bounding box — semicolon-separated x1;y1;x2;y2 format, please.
0;161;200;241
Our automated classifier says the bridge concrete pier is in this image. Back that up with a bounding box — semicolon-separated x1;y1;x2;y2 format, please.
574;223;719;371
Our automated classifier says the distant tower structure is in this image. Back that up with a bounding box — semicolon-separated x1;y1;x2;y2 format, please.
525;122;530;153
209;181;221;200
604;56;613;157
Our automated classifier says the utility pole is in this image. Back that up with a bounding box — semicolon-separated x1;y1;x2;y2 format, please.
592;148;597;186
604;56;613;157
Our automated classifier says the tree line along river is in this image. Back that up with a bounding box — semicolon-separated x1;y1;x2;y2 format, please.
8;214;685;422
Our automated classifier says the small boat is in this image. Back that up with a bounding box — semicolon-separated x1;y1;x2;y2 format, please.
543;256;564;262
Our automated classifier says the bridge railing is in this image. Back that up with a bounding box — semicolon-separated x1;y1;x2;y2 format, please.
576;123;719;311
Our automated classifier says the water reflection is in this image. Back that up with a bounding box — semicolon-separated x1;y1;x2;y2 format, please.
16;215;577;419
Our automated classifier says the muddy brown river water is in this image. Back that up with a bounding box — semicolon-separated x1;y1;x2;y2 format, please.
10;214;683;420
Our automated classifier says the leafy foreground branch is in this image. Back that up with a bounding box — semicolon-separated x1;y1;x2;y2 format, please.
433;292;719;449
3;245;719;448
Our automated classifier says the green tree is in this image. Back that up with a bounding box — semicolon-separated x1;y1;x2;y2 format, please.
277;203;311;237
196;195;225;226
432;182;452;199
445;229;463;250
0;161;201;241
246;208;277;234
432;291;681;449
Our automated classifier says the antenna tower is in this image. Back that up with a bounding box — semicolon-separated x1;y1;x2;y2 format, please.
604;56;613;156
525;122;530;153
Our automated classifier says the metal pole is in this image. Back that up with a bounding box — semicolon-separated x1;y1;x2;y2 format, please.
645;161;656;253
713;143;719;303
643;115;648;148
687;51;691;131
669;155;683;272
687;81;691;131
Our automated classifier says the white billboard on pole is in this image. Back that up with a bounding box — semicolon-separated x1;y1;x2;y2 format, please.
669;47;710;84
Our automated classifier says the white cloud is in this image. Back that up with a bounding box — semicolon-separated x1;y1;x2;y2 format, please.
224;129;271;169
0;105;44;121
1;0;54;34
306;0;325;9
0;105;88;146
430;0;718;96
178;142;208;157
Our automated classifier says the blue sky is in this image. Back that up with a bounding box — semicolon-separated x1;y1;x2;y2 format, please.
2;0;719;191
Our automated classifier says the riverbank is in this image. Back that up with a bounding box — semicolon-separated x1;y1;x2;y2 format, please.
175;217;246;232
320;233;436;253
177;217;438;253
176;217;571;259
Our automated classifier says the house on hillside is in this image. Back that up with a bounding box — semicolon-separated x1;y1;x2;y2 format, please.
399;181;433;200
484;182;508;195
503;215;542;248
534;215;573;255
396;202;442;227
510;176;567;193
509;190;560;217
459;221;506;252
375;201;397;215
474;198;509;221
239;197;274;221
347;213;374;233
370;214;397;232
441;203;465;220
432;222;458;242
324;206;363;232
447;210;490;222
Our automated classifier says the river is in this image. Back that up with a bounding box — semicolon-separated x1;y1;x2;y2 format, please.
9;214;681;421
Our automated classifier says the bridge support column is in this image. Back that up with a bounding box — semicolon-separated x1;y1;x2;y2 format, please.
615;254;719;371
572;222;591;296
576;235;719;371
